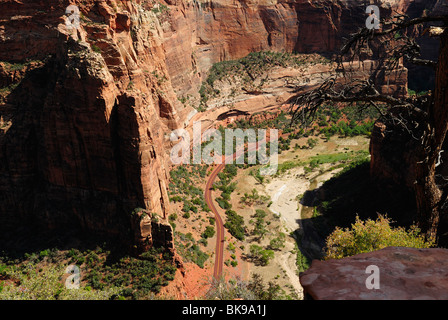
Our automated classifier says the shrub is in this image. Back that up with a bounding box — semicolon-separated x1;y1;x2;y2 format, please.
294;244;311;273
188;245;209;268
324;214;435;260
39;250;49;258
224;210;245;241
249;245;274;266
306;138;318;149
269;233;286;250
201;226;216;239
182;211;190;219
216;197;231;210
91;44;101;53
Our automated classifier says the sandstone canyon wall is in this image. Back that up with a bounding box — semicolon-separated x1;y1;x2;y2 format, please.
161;0;414;107
0;0;179;246
0;0;421;248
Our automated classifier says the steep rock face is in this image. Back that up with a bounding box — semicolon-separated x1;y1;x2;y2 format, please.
399;0;441;91
300;247;448;300
0;0;179;245
161;0;410;102
131;208;182;267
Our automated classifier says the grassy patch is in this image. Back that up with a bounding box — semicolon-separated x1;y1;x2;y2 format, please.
0;245;177;300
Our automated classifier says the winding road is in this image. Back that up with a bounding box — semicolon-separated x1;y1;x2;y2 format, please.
205;162;227;280
204;135;276;280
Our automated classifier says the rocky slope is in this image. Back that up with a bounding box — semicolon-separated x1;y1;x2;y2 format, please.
0;0;421;250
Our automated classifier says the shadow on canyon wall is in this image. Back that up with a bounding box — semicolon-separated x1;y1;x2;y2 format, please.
295;159;422;261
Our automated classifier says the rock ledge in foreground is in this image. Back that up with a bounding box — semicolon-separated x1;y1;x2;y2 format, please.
299;247;448;300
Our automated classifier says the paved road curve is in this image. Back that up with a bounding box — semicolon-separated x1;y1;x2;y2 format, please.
205;162;227;280
204;134;275;280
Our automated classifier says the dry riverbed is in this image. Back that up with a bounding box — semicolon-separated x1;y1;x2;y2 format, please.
230;135;370;299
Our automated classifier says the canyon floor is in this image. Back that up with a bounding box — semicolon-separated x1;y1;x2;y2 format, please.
162;116;371;299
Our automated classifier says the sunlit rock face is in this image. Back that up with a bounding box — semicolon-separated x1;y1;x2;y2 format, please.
300;247;448;300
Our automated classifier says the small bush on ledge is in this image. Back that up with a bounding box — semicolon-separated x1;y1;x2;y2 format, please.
324;214;435;260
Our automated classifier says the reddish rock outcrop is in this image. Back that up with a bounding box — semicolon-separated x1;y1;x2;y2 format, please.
300;247;448;300
368;0;446;237
131;208;183;268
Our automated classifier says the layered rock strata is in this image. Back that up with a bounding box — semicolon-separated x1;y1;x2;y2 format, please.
0;0;179;246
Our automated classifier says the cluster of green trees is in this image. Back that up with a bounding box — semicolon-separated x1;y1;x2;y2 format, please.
0;246;177;300
210;164;248;241
249;169;265;184
205;273;288;300
224;210;246;241
175;232;210;268
319;120;375;140
201;226;216;239
224;242;238;267
248;244;275;266
313;103;379;139
168;165;210;219
294;244;310;273
251;209;268;241
226;105;374;161
76;247;176;299
407;88;428;97
303;150;370;173
240;188;270;206
325;215;435;260
269;232;286;251
214;166;238;210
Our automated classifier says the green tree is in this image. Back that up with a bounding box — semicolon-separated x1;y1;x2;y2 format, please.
252;209;268;240
249;245;274;266
224;210;245;241
269;232;286;250
325;215;435;260
246;273;282;300
201;226;216;239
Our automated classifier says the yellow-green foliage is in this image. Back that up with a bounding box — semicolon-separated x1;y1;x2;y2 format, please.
324;215;435;260
0;264;119;300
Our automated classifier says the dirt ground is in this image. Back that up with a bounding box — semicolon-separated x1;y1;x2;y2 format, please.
228;135;370;299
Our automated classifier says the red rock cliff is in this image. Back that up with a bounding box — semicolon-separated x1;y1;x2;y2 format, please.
161;0;412;104
0;0;179;245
